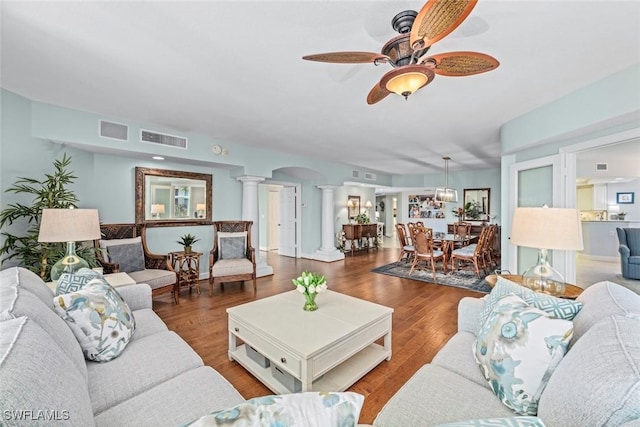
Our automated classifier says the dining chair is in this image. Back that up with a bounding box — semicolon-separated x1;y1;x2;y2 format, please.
482;224;499;270
395;223;415;262
452;222;472;248
450;226;491;278
409;228;445;280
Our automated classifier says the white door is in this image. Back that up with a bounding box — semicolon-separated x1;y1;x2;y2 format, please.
507;155;563;276
267;189;280;251
278;186;297;257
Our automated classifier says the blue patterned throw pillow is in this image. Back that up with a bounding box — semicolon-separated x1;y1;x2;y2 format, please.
478;276;583;330
185;391;364;427
53;277;135;362
56;268;102;295
435;417;546;427
474;294;573;415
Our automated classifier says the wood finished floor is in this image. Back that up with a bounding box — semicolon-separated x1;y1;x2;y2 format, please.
153;248;483;424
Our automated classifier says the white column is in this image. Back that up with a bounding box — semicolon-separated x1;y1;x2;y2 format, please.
237;175;273;277
313;185;345;262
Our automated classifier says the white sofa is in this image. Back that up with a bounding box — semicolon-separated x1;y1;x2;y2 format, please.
0;267;244;426
373;280;640;426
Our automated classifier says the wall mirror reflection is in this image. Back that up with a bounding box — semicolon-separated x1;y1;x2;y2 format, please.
462;188;490;221
135;167;212;226
347;195;360;221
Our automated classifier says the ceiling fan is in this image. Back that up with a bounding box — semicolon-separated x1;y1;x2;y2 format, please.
302;0;499;104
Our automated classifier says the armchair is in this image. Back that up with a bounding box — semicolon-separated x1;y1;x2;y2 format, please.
95;223;178;303
209;221;256;296
616;227;640;280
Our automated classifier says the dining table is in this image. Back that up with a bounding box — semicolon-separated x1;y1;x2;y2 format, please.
432;233;478;271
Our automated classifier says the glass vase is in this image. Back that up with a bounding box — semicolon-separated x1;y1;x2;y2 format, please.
303;292;318;312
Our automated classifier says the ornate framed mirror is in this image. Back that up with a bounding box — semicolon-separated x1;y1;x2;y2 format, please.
462;188;490;221
135;167;212;226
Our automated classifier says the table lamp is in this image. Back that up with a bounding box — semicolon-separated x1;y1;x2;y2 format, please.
510;206;583;296
151;204;165;218
196;203;206;218
38;208;101;280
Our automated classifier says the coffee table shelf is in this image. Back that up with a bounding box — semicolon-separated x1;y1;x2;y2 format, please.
230;342;388;394
227;290;393;393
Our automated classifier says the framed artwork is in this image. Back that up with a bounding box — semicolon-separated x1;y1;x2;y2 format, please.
347;195;360;219
463;188;490;221
408;191;445;219
617;192;635;204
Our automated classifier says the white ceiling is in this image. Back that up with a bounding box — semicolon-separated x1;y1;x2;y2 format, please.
2;1;639;176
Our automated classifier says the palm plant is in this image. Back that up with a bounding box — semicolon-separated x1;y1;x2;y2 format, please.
0;154;97;280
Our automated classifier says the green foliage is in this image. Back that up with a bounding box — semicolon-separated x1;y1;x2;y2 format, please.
0;154;97;280
451;201;483;220
355;213;370;224
177;233;200;247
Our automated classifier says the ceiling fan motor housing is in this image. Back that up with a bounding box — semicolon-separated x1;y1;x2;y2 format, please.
384;10;429;67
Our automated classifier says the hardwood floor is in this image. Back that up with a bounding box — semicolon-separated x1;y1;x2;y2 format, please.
153;248;483;424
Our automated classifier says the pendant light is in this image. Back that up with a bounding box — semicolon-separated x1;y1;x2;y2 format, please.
435;156;458;203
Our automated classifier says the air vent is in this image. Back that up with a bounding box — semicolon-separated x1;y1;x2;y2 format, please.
141;130;187;149
364;172;377;181
99;120;128;141
352;170;360;178
595;162;608;171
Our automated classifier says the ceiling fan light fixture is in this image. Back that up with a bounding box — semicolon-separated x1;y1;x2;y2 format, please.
381;65;434;100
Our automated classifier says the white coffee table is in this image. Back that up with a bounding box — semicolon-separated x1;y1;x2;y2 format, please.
227;290;393;393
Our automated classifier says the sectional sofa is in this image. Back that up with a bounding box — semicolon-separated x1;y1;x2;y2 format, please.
2;265;639;426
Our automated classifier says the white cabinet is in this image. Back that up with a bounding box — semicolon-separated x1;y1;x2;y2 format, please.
577;184;607;210
593;184;607;210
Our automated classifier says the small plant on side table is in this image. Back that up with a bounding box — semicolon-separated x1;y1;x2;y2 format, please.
177;233;199;254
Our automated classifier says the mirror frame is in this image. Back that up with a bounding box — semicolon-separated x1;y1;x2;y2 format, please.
462;188;490;222
135;167;212;227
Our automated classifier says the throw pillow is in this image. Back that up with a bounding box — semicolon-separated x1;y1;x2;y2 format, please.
99;237;142;263
185;391;364;427
478;276;583;329
474;294;573;415
435;416;546;427
53;277;136;362
106;242;145;273
218;231;247;260
56;268;103;295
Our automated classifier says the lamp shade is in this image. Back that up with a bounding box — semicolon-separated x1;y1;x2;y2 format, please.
511;207;583;251
365;201;373;208
38;208;101;243
196;203;206;211
347;200;354;208
151;204;165;214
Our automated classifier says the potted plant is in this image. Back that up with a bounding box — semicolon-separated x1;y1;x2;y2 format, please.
0;154;98;281
355;213;370;224
177;233;199;254
292;271;327;311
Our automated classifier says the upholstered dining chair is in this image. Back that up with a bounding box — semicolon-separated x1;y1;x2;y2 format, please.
95;223;178;303
209;220;256;296
450;225;491;278
395;223;415;262
452;222;472;248
409;227;445;279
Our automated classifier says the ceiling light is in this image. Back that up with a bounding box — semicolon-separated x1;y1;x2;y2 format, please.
435;156;458;203
380;65;434;100
152;156;164;160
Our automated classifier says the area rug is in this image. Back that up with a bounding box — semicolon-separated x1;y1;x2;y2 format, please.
371;261;492;293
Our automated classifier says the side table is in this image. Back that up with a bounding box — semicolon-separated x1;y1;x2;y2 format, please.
484;274;583;299
170;251;202;297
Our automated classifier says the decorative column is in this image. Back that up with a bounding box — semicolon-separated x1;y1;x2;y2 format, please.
236;175;273;277
314;185;345;262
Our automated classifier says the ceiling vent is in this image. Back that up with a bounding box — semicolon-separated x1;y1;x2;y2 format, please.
141;130;187;149
364;172;377;181
99;120;128;141
595;162;608;172
352;170;360;178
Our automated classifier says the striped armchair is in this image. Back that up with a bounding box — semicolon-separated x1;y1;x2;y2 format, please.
616;227;640;280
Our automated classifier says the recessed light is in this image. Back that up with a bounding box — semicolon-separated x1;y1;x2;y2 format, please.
152;156;164;160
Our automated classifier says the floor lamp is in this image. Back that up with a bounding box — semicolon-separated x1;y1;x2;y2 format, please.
510;206;583;296
38;208;101;280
